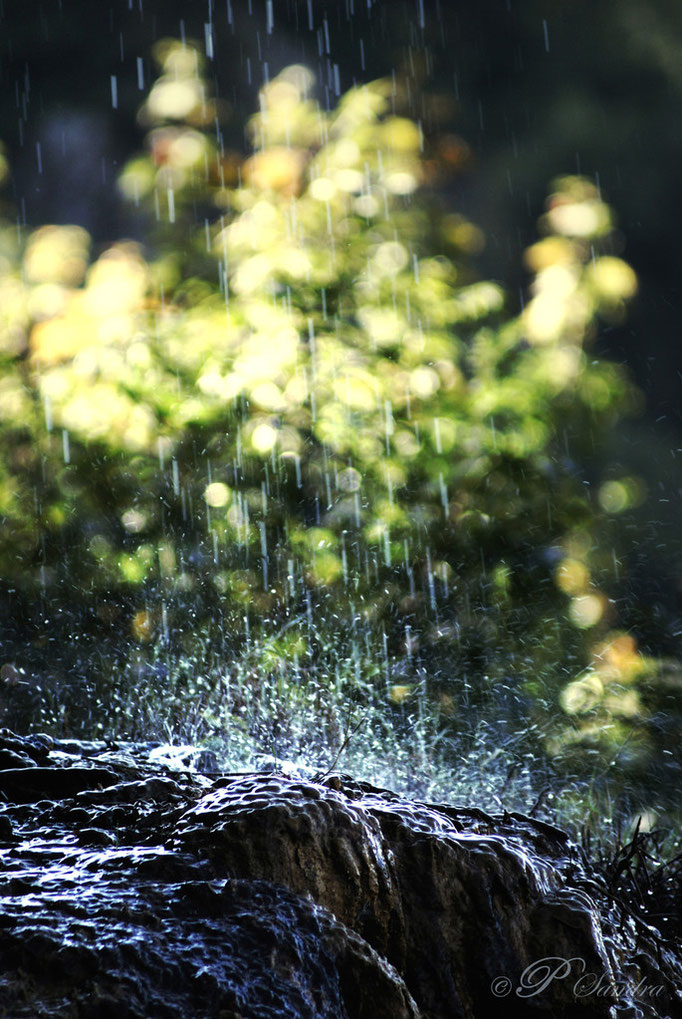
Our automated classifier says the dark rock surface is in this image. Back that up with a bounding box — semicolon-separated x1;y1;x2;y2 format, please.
0;729;679;1018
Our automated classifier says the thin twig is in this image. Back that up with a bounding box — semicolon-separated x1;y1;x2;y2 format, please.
319;714;368;779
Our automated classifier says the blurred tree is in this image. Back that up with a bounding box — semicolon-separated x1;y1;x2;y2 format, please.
2;40;673;812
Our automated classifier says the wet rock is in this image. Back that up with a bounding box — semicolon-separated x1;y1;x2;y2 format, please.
75;775;187;806
0;746;38;768
0;728;53;764
0;730;679;1018
0;766;121;802
175;775;619;1017
0;869;418;1019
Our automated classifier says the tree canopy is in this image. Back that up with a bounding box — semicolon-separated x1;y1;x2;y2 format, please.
0;41;677;818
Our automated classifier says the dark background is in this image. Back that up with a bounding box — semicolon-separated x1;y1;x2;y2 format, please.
1;0;681;641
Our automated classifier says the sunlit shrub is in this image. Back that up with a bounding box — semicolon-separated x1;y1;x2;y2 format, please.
0;40;668;807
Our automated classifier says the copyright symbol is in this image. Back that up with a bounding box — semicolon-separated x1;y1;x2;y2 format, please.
491;976;512;997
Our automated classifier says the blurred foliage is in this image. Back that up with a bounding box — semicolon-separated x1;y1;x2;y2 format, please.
0;40;678;816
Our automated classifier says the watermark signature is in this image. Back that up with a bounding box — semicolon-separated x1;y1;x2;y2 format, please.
491;956;665;1002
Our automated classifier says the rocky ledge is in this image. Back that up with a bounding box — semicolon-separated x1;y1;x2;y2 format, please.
0;729;679;1018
